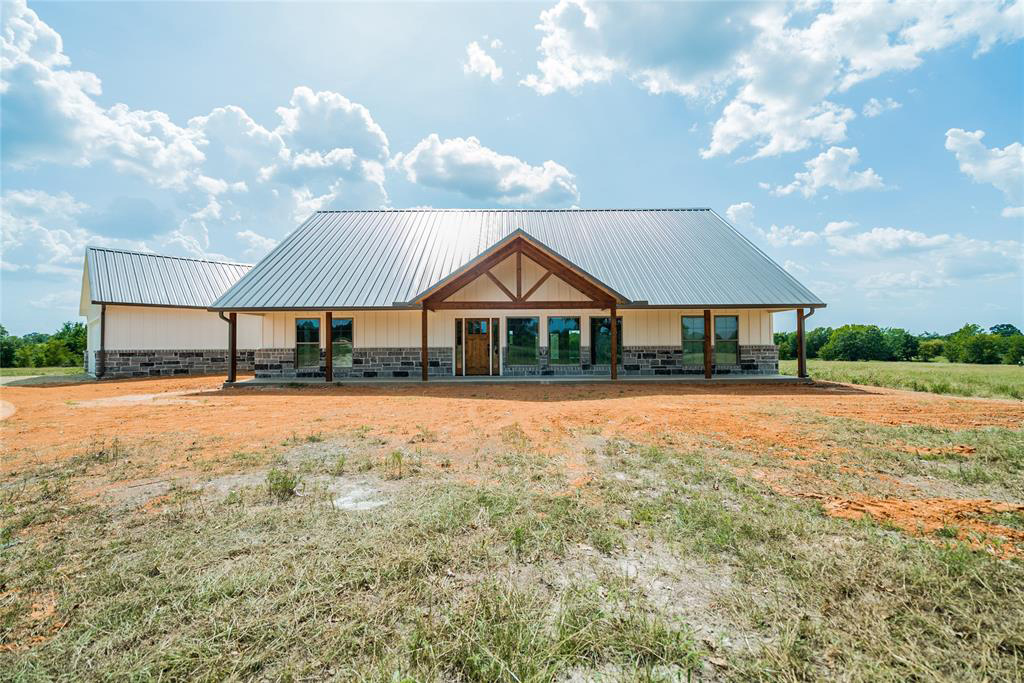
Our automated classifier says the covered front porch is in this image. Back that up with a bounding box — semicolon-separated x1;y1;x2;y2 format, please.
217;232;820;384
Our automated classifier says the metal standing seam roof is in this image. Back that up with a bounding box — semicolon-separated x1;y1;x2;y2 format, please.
85;247;252;308
209;209;826;310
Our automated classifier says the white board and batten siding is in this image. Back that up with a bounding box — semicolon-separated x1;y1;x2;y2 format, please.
256;308;774;350
100;306;262;351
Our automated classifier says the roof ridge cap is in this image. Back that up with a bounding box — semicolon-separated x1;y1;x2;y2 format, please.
86;245;252;268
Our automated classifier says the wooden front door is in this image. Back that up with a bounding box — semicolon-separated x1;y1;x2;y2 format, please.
465;318;490;375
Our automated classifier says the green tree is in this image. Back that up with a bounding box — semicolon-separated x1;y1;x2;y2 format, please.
990;323;1022;337
51;321;87;357
774;331;797;360
0;326;20;367
1002;336;1024;365
962;335;1002;364
944;324;983;363
917;339;944;361
806;327;833;358
882;327;919;361
819;325;889;361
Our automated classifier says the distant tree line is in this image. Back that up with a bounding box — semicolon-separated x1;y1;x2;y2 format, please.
775;323;1024;365
0;322;87;368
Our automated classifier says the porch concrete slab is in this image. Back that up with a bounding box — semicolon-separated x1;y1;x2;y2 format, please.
224;374;808;388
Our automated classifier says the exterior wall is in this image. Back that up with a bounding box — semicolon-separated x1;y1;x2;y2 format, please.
254;347;451;379
85;305;262;378
93;349;256;379
251;307;779;378
102;306;261;350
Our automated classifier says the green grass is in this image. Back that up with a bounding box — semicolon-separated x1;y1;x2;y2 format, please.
0;366;84;377
3;428;1023;680
780;358;1024;399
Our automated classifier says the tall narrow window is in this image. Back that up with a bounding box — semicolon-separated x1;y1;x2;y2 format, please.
331;318;353;368
682;316;705;365
548;317;581;364
296;318;320;368
455;318;463;376
590;317;622;365
715;315;739;365
491;318;500;375
506;317;539;364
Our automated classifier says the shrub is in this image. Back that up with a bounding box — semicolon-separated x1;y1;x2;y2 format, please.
266;468;299;501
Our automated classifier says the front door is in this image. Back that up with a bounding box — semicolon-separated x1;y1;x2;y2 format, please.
465;318;490;375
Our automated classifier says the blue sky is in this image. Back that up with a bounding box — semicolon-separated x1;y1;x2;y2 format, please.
2;0;1021;335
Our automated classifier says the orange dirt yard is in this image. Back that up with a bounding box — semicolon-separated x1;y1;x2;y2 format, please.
3;376;1023;555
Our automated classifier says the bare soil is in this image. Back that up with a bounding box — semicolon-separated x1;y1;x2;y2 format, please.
3;376;1023;555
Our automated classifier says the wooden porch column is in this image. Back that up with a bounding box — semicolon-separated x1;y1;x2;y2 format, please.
797;308;808;379
228;312;237;383
703;309;712;379
421;303;429;382
609;302;618;380
324;312;333;382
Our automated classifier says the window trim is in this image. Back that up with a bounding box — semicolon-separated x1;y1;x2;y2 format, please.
506;316;540;365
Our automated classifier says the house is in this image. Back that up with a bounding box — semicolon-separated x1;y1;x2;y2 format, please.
83;209;825;381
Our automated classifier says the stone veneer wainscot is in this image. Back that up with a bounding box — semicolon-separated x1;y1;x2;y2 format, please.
94;349;256;379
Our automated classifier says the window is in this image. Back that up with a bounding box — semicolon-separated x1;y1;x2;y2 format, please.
507;317;539;364
331;318;353;368
548;317;581;364
590;317;622;365
295;318;320;368
715;315;739;365
682;316;705;365
467;319;488;335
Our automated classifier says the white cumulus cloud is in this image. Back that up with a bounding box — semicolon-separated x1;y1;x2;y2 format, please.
773;147;885;198
464;41;503;82
517;0;1023;159
945;128;1023;218
395;134;580;206
862;97;903;118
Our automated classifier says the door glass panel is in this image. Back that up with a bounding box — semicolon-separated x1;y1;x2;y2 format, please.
455;318;463;376
548;317;581;364
491;318;500;375
506;317;539;364
331;318;353;368
589;317;622;364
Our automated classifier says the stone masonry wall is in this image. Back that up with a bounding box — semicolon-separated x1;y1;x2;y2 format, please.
253;347;452;379
95;349;255;379
250;343;779;380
